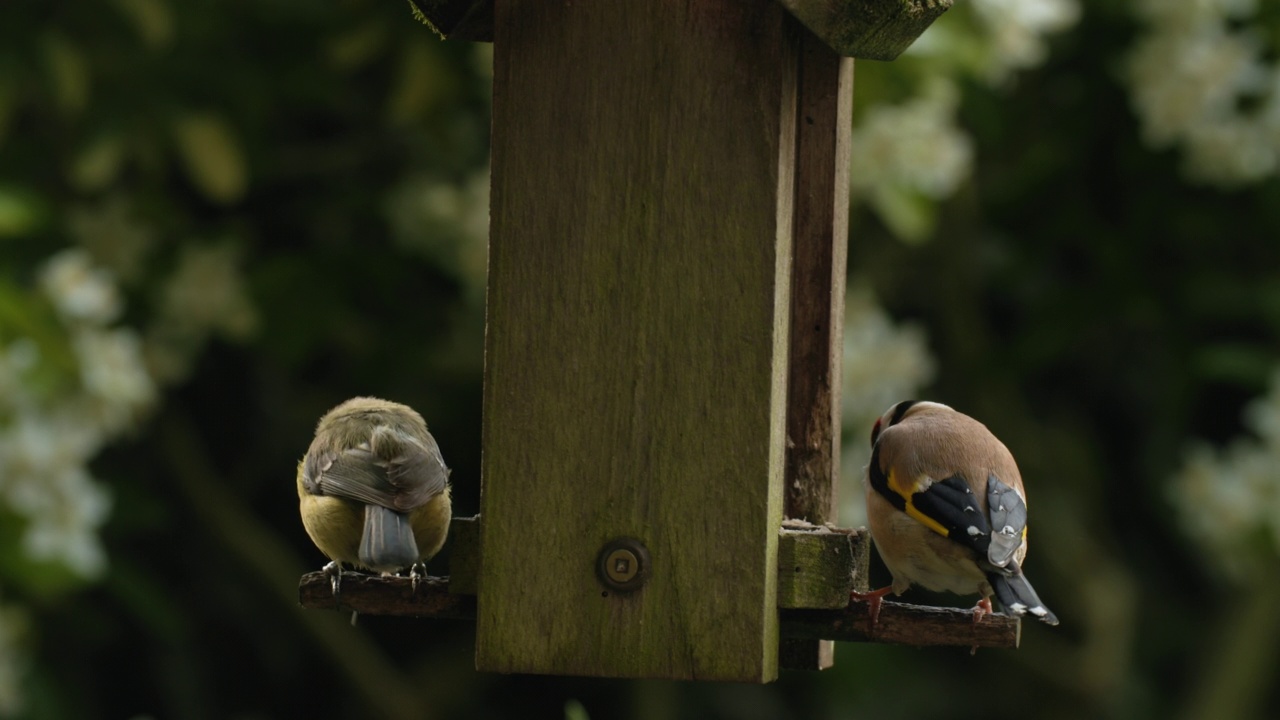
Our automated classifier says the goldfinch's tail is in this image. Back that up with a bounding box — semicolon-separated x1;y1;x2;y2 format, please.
988;564;1059;626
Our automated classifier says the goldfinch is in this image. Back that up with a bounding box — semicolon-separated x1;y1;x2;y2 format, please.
858;400;1058;625
297;397;452;590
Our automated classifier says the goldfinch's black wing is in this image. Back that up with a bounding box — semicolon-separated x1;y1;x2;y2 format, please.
868;444;992;557
303;427;448;511
868;444;1032;569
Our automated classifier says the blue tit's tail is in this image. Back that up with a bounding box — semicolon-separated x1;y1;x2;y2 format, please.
359;505;418;573
988;563;1059;625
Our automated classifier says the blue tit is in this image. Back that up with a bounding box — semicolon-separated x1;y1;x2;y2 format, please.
298;397;452;586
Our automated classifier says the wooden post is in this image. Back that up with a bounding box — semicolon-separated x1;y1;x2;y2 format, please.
476;0;798;682
780;23;854;671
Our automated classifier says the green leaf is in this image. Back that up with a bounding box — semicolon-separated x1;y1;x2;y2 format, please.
0;186;50;238
112;0;175;49
171;113;249;205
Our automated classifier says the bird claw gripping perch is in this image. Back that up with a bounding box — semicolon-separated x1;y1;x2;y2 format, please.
849;586;895;637
321;561;359;625
323;560;343;602
409;562;427;592
972;596;993;626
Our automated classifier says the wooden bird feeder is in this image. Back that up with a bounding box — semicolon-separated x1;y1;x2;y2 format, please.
299;0;1021;682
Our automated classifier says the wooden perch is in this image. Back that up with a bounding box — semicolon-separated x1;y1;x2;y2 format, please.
299;572;475;619
298;574;1018;649
783;600;1021;648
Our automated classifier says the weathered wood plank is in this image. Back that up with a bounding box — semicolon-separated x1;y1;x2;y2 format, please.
777;523;867;609
446;515;480;595
784;28;853;529
478;0;798;682
778;0;953;61
780;22;854;672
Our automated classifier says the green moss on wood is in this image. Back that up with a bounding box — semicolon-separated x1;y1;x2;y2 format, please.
779;0;952;60
777;522;868;609
404;0;493;41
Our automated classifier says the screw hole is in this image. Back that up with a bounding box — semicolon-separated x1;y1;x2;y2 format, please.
601;591;609;598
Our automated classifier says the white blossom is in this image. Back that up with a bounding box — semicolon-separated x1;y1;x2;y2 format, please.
851;80;972;200
20;468;111;577
38;248;122;325
849;80;974;241
1126;0;1280;184
72;328;157;433
1171;367;1280;579
970;0;1080;82
0;251;155;582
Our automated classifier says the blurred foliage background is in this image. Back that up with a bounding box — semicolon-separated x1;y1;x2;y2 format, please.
1;0;1279;718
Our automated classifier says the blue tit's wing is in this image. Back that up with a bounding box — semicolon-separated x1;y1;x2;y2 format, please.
867;443;992;557
369;426;449;511
303;444;400;507
304;427;449;512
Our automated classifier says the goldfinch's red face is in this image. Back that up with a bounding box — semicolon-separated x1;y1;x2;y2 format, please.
871;400;925;449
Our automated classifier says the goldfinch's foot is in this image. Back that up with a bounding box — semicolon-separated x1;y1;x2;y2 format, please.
972;596;994;626
968;598;996;655
850;586;894;635
410;563;426;591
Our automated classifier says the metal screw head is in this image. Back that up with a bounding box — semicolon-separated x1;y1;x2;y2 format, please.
596;537;650;593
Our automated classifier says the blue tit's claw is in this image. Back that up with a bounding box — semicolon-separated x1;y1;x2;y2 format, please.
322;561;343;603
410;562;427;592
